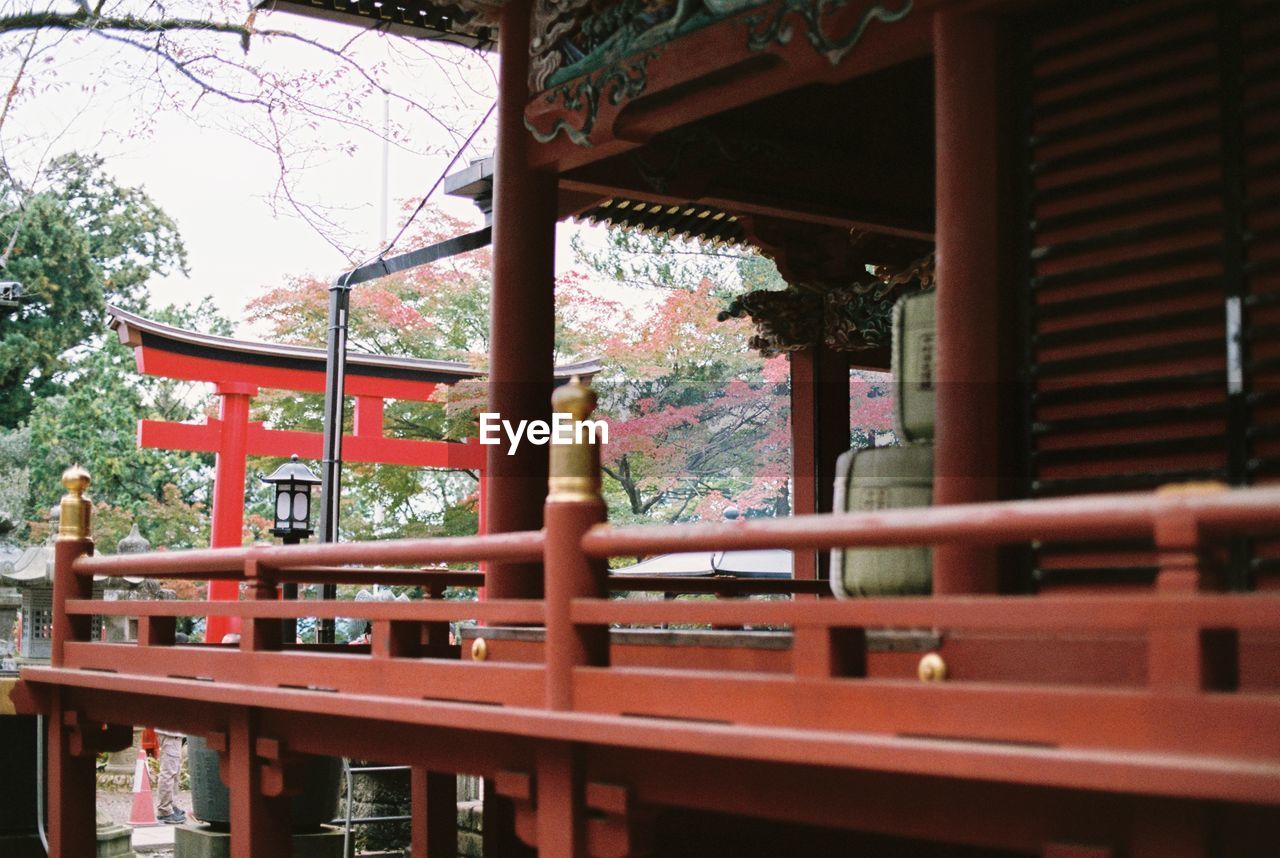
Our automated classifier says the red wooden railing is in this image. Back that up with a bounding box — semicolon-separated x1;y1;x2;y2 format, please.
42;486;1280;786
27;390;1280;822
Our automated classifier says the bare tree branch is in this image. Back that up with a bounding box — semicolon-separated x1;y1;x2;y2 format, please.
0;2;497;254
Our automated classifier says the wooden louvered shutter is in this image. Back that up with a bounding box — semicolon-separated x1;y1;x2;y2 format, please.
1242;0;1280;590
1021;0;1279;592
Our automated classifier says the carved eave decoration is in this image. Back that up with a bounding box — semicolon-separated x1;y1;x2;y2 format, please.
721;251;934;357
526;0;915;148
576;198;747;245
263;0;504;47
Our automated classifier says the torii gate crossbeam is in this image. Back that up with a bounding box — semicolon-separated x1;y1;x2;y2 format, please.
108;306;489;644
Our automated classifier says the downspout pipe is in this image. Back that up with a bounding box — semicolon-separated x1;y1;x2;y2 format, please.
317;274;352;643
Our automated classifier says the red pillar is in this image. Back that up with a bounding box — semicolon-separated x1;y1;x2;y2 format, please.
484;9;554;847
534;743;587;856
931;11;1003;594
208;382;256;642
47;689;97;858
485;0;557;600
790;344;850;581
227;708;292;857
410;767;458;857
48;539;97;856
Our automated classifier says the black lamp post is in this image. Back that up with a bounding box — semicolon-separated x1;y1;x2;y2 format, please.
262;454;320;643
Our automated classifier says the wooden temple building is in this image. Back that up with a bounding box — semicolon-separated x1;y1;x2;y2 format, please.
13;0;1280;854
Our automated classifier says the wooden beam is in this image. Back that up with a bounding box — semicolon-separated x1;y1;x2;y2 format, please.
138;419;485;469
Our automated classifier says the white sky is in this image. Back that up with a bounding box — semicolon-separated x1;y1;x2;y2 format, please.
5;5;600;334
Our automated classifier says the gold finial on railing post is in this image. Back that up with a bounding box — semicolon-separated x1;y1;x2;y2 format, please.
548;376;602;502
56;464;93;543
52;465;95;667
543;376;608;711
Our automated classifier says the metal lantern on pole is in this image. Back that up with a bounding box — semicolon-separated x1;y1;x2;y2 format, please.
262;454;319;645
262;455;321;544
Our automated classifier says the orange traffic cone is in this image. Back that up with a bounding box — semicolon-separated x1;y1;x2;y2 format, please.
128;747;158;826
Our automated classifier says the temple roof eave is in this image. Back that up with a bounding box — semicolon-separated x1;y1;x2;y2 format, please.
258;0;504;50
109;305;485;381
106;306;601;385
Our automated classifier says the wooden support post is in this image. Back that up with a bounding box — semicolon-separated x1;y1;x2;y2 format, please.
138;615;177;647
792;625;866;679
1151;487;1238;692
374;620;423;659
424;581;451;649
494;769;539;849
483;786;536;858
485;0;557;601
241;558;281;653
536;743;587;857
46;690;98;858
410;767;458;858
228;708;292;858
789;344;850;582
932;11;1003;594
586;783;654;858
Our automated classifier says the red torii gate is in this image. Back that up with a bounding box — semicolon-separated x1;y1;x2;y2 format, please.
108;306;498;644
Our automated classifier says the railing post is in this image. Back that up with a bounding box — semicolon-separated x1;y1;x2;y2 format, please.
543;378;610;711
536;379;607;856
48;466;98;856
1150;483;1238;692
242;554;281;653
52;465;94;666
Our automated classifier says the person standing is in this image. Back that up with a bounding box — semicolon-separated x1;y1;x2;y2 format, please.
155;633;189;824
154;728;187;824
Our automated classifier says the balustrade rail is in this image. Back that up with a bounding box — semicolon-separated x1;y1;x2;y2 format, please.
28;382;1280;807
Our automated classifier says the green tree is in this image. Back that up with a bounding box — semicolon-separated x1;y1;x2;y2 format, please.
0;425;30;543
574;227;893;523
0;153;187;427
23;301;229;547
243;207;495;541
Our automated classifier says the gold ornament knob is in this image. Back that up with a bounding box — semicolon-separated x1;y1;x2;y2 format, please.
57;464;93;542
61;464;91;495
548;376;602;502
550;375;597;422
471;637;488;662
918;652;946;683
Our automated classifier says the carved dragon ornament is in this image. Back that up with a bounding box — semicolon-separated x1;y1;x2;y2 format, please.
526;0;915;146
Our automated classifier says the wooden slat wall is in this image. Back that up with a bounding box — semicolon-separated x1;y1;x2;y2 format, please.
1021;0;1279;592
1243;0;1280;590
